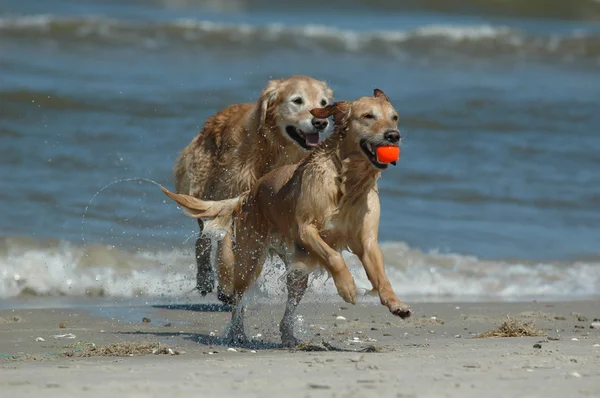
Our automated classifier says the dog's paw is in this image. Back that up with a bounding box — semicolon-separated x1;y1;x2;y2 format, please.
281;335;300;349
335;277;357;305
388;301;412;319
227;331;248;346
196;276;215;296
217;288;234;306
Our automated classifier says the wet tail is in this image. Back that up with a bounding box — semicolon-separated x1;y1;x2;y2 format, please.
161;186;244;234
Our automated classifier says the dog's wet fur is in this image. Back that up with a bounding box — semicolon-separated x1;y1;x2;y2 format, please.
163;89;411;347
173;76;334;302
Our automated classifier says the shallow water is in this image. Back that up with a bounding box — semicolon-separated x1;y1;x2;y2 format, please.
1;0;599;300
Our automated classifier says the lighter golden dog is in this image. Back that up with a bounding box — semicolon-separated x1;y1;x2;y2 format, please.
163;89;411;347
173;75;333;303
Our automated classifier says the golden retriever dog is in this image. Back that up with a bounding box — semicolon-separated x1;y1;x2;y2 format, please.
163;89;411;347
173;75;334;303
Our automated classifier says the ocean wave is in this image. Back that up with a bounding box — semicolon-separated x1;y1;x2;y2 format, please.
1;236;597;300
2;15;600;62
150;0;600;22
307;0;600;22
0;89;101;111
0;88;198;118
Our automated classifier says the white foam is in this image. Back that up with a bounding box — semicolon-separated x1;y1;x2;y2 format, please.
412;25;512;40
0;14;54;29
1;14;597;59
0;238;598;301
0;240;196;298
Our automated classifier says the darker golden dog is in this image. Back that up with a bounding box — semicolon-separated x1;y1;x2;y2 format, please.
173;76;333;302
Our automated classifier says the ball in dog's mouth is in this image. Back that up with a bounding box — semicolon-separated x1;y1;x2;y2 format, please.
285;126;320;150
360;140;397;170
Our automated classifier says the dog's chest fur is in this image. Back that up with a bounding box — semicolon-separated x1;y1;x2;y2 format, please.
318;157;380;250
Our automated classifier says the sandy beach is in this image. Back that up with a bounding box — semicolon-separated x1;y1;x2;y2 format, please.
3;1;600;397
1;298;599;398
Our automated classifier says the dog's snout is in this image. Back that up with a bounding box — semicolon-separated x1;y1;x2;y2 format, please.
311;118;329;130
384;130;401;144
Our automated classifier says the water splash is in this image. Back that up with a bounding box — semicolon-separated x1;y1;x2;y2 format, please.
81;177;164;246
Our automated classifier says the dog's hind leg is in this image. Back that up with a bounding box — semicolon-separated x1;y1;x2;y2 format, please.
227;262;264;345
229;294;246;346
195;219;214;296
216;229;235;305
227;217;268;345
279;268;309;348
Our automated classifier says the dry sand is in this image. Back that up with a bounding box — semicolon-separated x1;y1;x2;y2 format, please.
1;299;599;398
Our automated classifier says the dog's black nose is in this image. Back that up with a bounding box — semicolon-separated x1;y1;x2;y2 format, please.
384;130;401;144
311;118;329;130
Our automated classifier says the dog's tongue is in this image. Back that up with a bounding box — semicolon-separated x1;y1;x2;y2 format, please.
305;133;320;146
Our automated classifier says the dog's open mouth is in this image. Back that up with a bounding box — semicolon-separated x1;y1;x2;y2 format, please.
360;140;397;170
285;126;320;150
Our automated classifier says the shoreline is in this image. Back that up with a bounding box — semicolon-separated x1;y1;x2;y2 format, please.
1;299;599;397
2;293;599;310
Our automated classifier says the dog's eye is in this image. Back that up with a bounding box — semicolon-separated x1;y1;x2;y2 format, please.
363;113;375;119
292;97;304;105
320;99;327;106
392;114;399;121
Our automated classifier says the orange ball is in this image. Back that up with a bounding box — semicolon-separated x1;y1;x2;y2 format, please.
376;146;400;164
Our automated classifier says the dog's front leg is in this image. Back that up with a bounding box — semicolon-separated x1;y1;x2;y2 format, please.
353;241;411;319
296;225;356;304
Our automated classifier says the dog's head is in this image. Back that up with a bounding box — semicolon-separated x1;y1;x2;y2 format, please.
257;75;334;150
310;89;402;170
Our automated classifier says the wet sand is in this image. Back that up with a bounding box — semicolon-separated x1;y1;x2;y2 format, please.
1;299;599;397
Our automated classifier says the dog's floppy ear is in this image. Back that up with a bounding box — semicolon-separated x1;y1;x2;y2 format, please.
373;88;390;102
309;104;336;119
257;79;281;130
310;101;350;125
